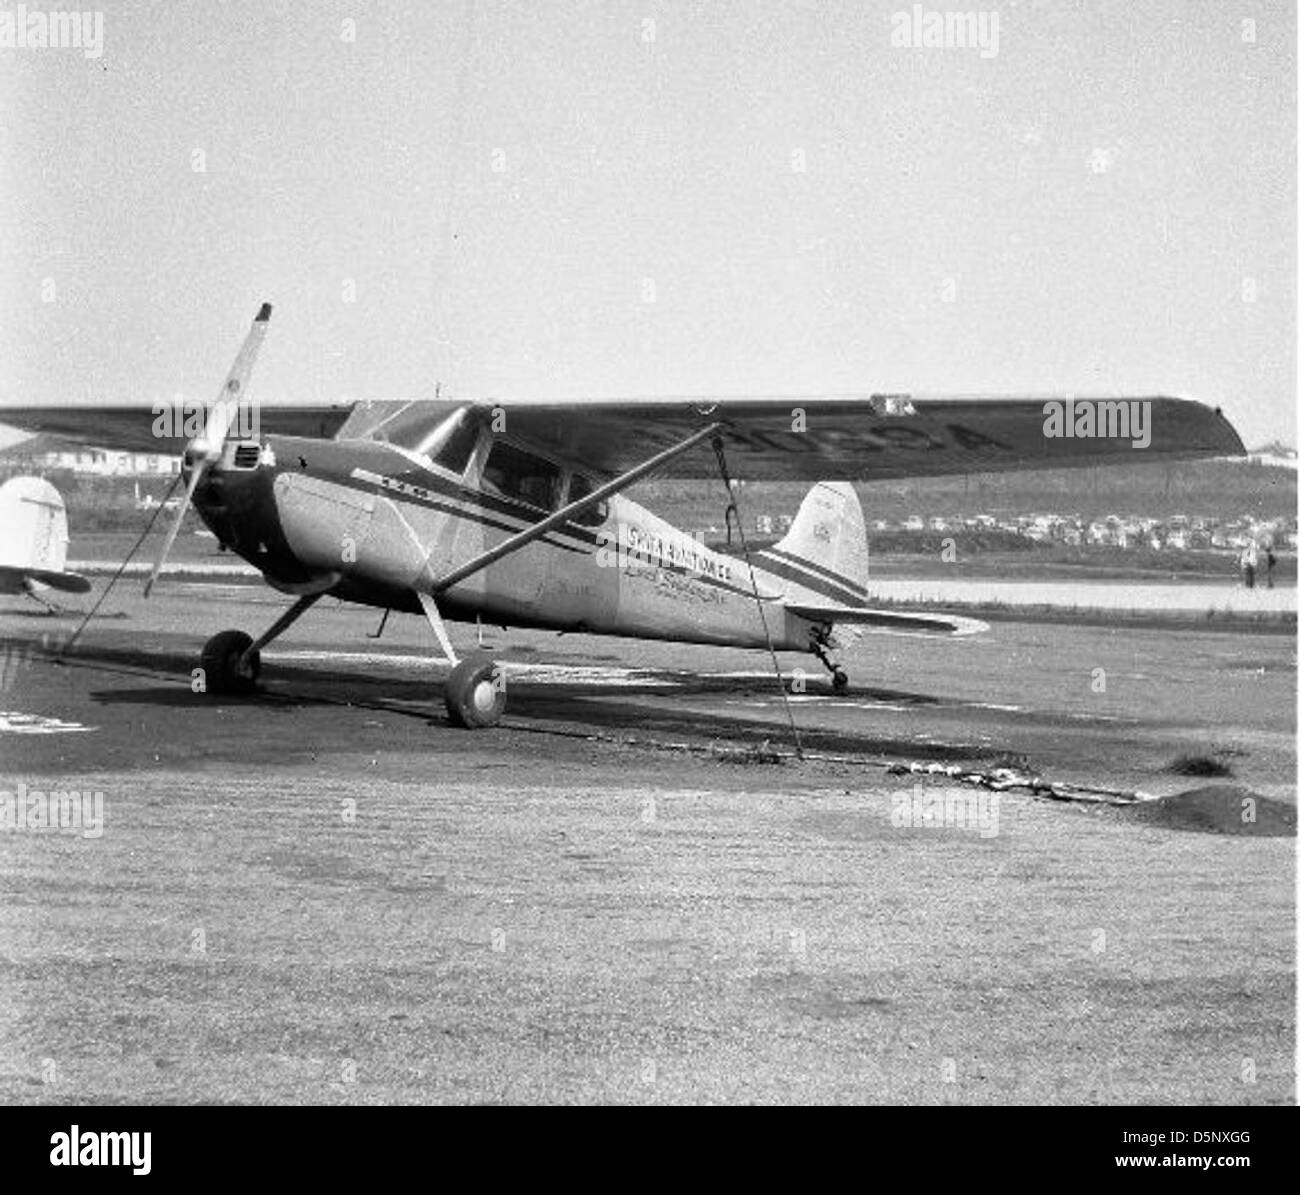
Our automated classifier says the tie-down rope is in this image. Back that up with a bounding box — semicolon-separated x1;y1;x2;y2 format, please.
711;436;804;760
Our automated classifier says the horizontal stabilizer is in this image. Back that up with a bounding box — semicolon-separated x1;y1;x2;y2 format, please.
0;565;91;594
27;567;92;594
785;603;988;636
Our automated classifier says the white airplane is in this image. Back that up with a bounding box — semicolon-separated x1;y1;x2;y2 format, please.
0;476;91;611
0;304;1245;726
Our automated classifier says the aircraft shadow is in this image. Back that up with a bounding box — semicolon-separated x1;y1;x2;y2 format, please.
495;689;1004;762
49;639;1000;763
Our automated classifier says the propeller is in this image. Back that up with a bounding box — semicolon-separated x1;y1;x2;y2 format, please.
143;302;273;597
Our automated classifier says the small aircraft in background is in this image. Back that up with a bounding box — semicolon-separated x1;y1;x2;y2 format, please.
0;476;92;612
133;480;181;512
0;304;1246;727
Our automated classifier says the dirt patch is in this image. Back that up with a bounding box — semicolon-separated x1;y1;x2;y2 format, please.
1167;753;1235;778
711;740;784;765
1120;785;1295;837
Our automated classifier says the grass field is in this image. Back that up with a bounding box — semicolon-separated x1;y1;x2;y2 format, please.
0;591;1294;1104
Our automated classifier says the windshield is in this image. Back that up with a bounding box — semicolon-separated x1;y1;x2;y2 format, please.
363;402;482;474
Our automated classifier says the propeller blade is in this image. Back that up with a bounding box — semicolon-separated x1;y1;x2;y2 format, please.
207;301;272;435
142;302;273;598
142;460;206;598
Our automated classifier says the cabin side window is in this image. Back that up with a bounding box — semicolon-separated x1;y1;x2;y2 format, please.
566;473;608;528
480;439;563;511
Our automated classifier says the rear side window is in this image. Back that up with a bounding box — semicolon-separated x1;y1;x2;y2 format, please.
481;440;562;511
566;473;608;527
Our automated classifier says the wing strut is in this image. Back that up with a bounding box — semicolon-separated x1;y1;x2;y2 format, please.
426;420;726;593
418;592;461;667
710;436;804;760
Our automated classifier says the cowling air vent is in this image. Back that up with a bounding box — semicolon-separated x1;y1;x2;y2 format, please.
230;442;261;470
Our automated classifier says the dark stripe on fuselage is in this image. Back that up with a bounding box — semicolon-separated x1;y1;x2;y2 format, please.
759;545;872;603
337;464;592;556
755;550;872;608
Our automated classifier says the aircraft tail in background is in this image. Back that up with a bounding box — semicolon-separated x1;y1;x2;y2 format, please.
0;476;91;596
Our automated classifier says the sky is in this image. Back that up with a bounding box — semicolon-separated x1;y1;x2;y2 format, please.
1;0;1295;448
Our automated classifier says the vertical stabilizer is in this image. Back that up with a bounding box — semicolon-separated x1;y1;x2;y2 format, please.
756;482;870;605
0;476;70;574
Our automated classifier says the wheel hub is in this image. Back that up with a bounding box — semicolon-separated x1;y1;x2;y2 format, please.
472;680;497;713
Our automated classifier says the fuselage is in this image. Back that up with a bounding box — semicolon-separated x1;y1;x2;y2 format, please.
192;430;829;653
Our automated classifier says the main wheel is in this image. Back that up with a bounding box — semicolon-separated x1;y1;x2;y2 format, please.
199;629;260;695
444;655;507;728
831;667;849;693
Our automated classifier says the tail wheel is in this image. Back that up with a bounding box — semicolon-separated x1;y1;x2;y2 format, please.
199;629;260;695
444;655;507;728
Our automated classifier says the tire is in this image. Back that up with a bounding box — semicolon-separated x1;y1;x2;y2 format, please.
831;667;849;693
444;655;507;728
199;629;260;695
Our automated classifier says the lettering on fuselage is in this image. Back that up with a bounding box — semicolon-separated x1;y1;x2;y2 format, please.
597;522;732;584
352;466;439;505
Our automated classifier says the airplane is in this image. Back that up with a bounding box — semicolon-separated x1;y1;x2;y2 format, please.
0;475;92;612
0;303;1245;727
133;480;181;512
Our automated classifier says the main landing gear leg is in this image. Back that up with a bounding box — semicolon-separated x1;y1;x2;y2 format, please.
417;422;725;731
198;593;322;695
419;592;506;729
810;627;849;693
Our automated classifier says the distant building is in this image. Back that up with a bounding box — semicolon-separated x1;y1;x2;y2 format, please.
1247;441;1299;469
38;449;180;477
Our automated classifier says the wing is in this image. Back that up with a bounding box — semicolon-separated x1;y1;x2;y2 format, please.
0;401;355;453
460;395;1244;481
2;393;1245;480
785;603;988;636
